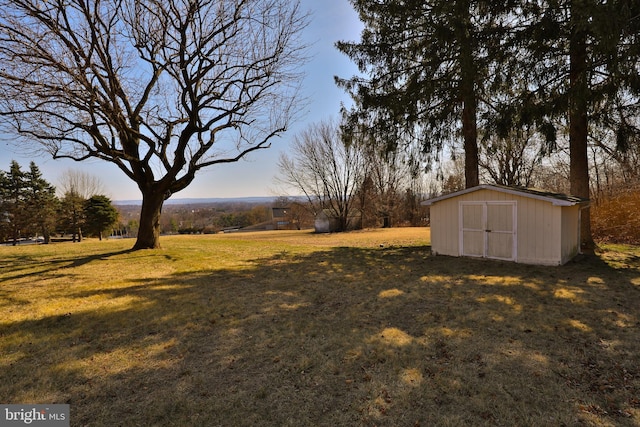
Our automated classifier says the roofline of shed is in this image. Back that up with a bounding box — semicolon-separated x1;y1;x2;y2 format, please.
421;184;590;207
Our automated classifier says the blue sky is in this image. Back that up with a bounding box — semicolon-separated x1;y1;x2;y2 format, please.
0;0;363;201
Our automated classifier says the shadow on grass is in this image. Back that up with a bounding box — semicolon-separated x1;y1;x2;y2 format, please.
1;245;639;426
0;248;136;283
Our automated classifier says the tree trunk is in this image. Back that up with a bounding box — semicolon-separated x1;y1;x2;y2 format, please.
41;225;50;244
133;189;165;250
569;5;594;251
459;2;479;189
462;91;479;189
12;225;18;246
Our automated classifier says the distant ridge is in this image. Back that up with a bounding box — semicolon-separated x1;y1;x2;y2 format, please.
113;196;279;205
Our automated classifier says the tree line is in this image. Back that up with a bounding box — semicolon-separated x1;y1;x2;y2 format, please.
277;120;428;231
334;0;640;249
0;162;119;245
276;113;638;239
159;204;273;234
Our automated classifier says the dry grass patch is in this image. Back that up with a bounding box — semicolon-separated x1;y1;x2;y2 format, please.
1;229;639;426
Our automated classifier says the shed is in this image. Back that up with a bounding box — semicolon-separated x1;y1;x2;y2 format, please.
314;209;361;233
314;210;333;233
421;185;589;265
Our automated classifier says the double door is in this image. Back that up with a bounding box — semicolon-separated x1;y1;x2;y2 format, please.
460;201;516;261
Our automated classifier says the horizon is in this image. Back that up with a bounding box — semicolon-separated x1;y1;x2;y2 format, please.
112;195;294;205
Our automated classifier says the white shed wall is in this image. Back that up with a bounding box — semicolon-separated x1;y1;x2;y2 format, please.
560;205;581;264
429;188;576;265
429;198;459;257
516;195;562;265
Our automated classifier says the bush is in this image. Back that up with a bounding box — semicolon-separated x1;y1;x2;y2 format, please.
591;187;640;244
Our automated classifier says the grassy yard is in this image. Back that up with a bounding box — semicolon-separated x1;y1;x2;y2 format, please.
1;228;639;426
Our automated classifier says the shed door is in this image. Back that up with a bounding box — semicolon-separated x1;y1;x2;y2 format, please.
461;203;485;257
460;202;516;261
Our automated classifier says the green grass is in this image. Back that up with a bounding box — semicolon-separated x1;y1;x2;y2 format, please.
1;229;639;426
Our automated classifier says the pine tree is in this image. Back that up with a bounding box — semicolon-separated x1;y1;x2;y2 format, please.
336;0;519;188
0;161;27;245
84;195;119;240
24;162;58;244
59;191;86;243
519;0;640;249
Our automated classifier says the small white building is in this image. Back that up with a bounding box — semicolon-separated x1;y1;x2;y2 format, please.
314;210;333;233
314;209;361;233
421;185;589;265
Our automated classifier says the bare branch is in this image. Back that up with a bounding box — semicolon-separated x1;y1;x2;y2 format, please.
0;0;309;248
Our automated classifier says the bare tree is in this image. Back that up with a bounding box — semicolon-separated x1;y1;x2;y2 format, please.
277;119;365;232
590;126;640;201
0;0;308;249
58;169;106;200
478;127;546;187
359;148;408;228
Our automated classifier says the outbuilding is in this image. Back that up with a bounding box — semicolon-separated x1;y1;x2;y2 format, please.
314;209;361;233
314;210;334;233
421;184;589;265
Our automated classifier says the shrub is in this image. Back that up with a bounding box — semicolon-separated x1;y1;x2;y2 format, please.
591;187;640;244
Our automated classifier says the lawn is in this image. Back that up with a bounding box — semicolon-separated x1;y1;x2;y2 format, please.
1;228;639;426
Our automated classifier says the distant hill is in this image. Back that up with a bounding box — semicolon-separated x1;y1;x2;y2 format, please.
113;196;285;206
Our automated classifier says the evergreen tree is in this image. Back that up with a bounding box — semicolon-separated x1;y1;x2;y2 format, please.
336;0;519;188
59;191;86;242
519;0;640;249
24;162;58;244
84;195;119;240
0;170;8;242
0;161;27;245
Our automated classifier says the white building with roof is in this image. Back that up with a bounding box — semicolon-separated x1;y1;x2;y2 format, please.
422;185;590;265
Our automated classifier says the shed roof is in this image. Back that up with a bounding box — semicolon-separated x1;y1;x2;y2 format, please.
421;184;590;207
